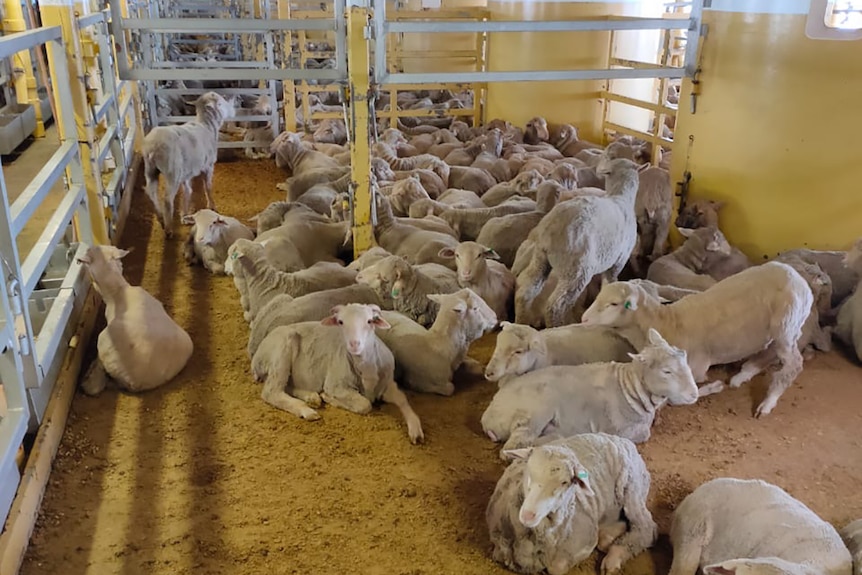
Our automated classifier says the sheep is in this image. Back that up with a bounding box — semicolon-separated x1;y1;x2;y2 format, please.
231;240;357;321
375;288;497;396
437;188;486;209
481;169;544;207
438;199;537;242
181;209;254;275
470;129;513;183
387;175;430;216
553;123;602;157
438;242;513;321
372;141;450;186
483;321;636;384
631;165;673;272
272;130;342;175
253;209;352;267
580;261;814;418
312;118;347;145
777;256;834;359
247;284;386;358
373;194;459;270
834;237;862;362
668;477;852;575
777;246;860;308
646;227;732;292
251;304;424;444
142;91;236;237
281;165;351;202
486;433;657;575
515;156;640;327
347;247;392;271
673;199;751;281
476;181;561;268
840;519;862;575
331;192;457;238
77;245;193;396
447;165;497;195
407;195;485;218
355;254;460;326
523;116;549;145
251;200;332;235
481;328;697;454
547;163;577;190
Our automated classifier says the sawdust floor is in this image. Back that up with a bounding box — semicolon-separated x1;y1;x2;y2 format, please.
19;158;862;575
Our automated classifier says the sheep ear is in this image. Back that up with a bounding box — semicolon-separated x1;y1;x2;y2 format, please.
482;248;501;260
371;314;391;329
320;315;339;326
624;296;637;311
500;320;513;329
646;328;664;346
502;447;533;461
115;248;132;259
438;248;456;259
677;227;695;238
426;294;444;304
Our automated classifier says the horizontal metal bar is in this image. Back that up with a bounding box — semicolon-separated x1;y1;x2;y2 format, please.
119;17;336;32
155;87;271;96
34;250;86;373
384;18;693;34
93;94;115;122
78;12;106;28
611;57;665;70
380;82;479;91
393;51;481;59
380;68;686;84
150;60;273;69
10;142;77;237
97;124;118;164
121;68;344;81
305;111;346;120
379;108;476;118
0;26;62;61
601;91;676;116
21;184;85;298
603;121;673;147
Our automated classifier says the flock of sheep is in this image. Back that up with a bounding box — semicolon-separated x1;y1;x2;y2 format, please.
73;87;862;574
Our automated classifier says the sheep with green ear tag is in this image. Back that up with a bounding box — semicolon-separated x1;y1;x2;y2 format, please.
486;432;657;575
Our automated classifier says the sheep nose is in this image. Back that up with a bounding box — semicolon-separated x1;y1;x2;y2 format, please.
520;510;537;525
484;369;495;379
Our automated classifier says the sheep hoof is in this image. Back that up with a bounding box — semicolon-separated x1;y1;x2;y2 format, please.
600;545;625;574
304;392;323;408
754;399;776;419
300;407;321;421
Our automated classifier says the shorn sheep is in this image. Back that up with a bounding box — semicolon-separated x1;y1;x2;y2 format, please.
78;245;193;395
515;156;640;327
581;261;813;418
142;91;236;238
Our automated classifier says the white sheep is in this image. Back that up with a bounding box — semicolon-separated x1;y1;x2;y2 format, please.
668;477;852;575
840;519;862;575
483;320;635;384
347;247;392;271
481;169;544;207
486;433;657;575
181;208;255;275
373;194;459;270
142;92;236;238
375;288;497;396
437;242;513;321
77;245;193;396
438;199;537;242
516;157;640;327
251;303;424;443
646;226;732;292
481;328;697;454
835;237;862;362
581;261;814;418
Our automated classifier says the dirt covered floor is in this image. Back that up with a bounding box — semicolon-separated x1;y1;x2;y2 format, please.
20;158;862;575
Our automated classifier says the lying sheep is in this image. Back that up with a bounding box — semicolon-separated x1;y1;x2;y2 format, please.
247;284;386;358
581;261;814;418
486;433;657;575
78;245;193;395
251;200;331;235
777;246;860;309
481;328;697;454
646;227;732;292
374;194;458;270
673;198;751;281
439;199;537;241
516;157;640;327
355;255;459;326
182;209;254;275
232;239;357;321
447;165;497;195
841;519;862;575
778;256;834;358
835;237;862;362
347;247;391;271
668;477;852;575
376;289;497;396
483;321;635;384
481;169;544;207
439;242;513;321
142;92;236;237
251;304;424;443
272;130;342;175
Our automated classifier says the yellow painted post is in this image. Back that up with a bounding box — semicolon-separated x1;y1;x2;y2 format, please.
278;0;297;132
41;0;109;245
347;3;373;257
2;0;45;136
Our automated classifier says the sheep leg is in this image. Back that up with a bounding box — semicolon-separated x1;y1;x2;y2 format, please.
545;269;590;328
180;180;193;219
667;543;703;575
651;216;671;261
256;339;321;420
601;484;657;574
381;379;424;444
320;376;373;415
261;378;321;421
597;521;629;552
202;168;216;210
755;341;803;418
143;164;163;224
729;347;775;388
514;247;550;324
161;179;181;238
293;389;323;408
80;358;110;396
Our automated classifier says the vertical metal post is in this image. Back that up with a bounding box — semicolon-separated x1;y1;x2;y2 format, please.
2;0;45;136
277;0;296;131
41;1;109;246
347;1;373;257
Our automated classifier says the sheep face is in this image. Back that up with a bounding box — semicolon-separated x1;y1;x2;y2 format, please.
596;155;638;178
535;181;564;212
371;158;396;183
381;128;406;146
439;242;500;284
504;445;593;529
389;176;428;215
514;169;544;193
634;328;698;406
483;129;505;157
321;303;390;356
484;322;540;382
675;199;723;229
196;91;235;121
554;124;578;147
428;288;498;338
843;237;862;272
356;255;404;297
580;281;641;328
77;245;130;281
524;116;549;144
548;164;577;190
678;226;732;256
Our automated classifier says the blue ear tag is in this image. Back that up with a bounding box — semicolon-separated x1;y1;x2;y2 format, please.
624;301;632;309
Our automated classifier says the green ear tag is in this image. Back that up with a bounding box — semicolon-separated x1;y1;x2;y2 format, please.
391;287;400;298
624;301;632;309
231;252;239;260
577;471;589;480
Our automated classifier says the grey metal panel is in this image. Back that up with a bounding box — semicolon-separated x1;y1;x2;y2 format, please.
379;68;686;84
385;18;693;34
33;245;86;374
159;114;272;122
123;68;345;81
97;124;118;165
78;11;106;28
119;17;336;32
684;0;705;77
0;27;63;60
9;142;78;238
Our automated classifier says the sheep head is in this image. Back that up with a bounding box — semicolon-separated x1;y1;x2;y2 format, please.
675;199;724;229
524;116;549;145
678;226;732;256
320;303;390;356
77;244;131;284
581;280;647;328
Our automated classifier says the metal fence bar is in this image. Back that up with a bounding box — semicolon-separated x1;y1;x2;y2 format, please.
9;142;78;237
385;18;692;34
380;69;686;84
122;68;343;81
0;26;62;60
119;17;335;32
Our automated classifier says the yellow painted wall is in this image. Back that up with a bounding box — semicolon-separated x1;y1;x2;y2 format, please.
671;8;862;259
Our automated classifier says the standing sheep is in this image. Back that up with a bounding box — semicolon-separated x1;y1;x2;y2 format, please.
668;477;852;575
438;242;513;321
486;433;657;575
630;164;673;273
77;245;193;396
481;328;697;453
581;261;814;418
251;304;424;444
516;156;640;327
142;91;236;237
